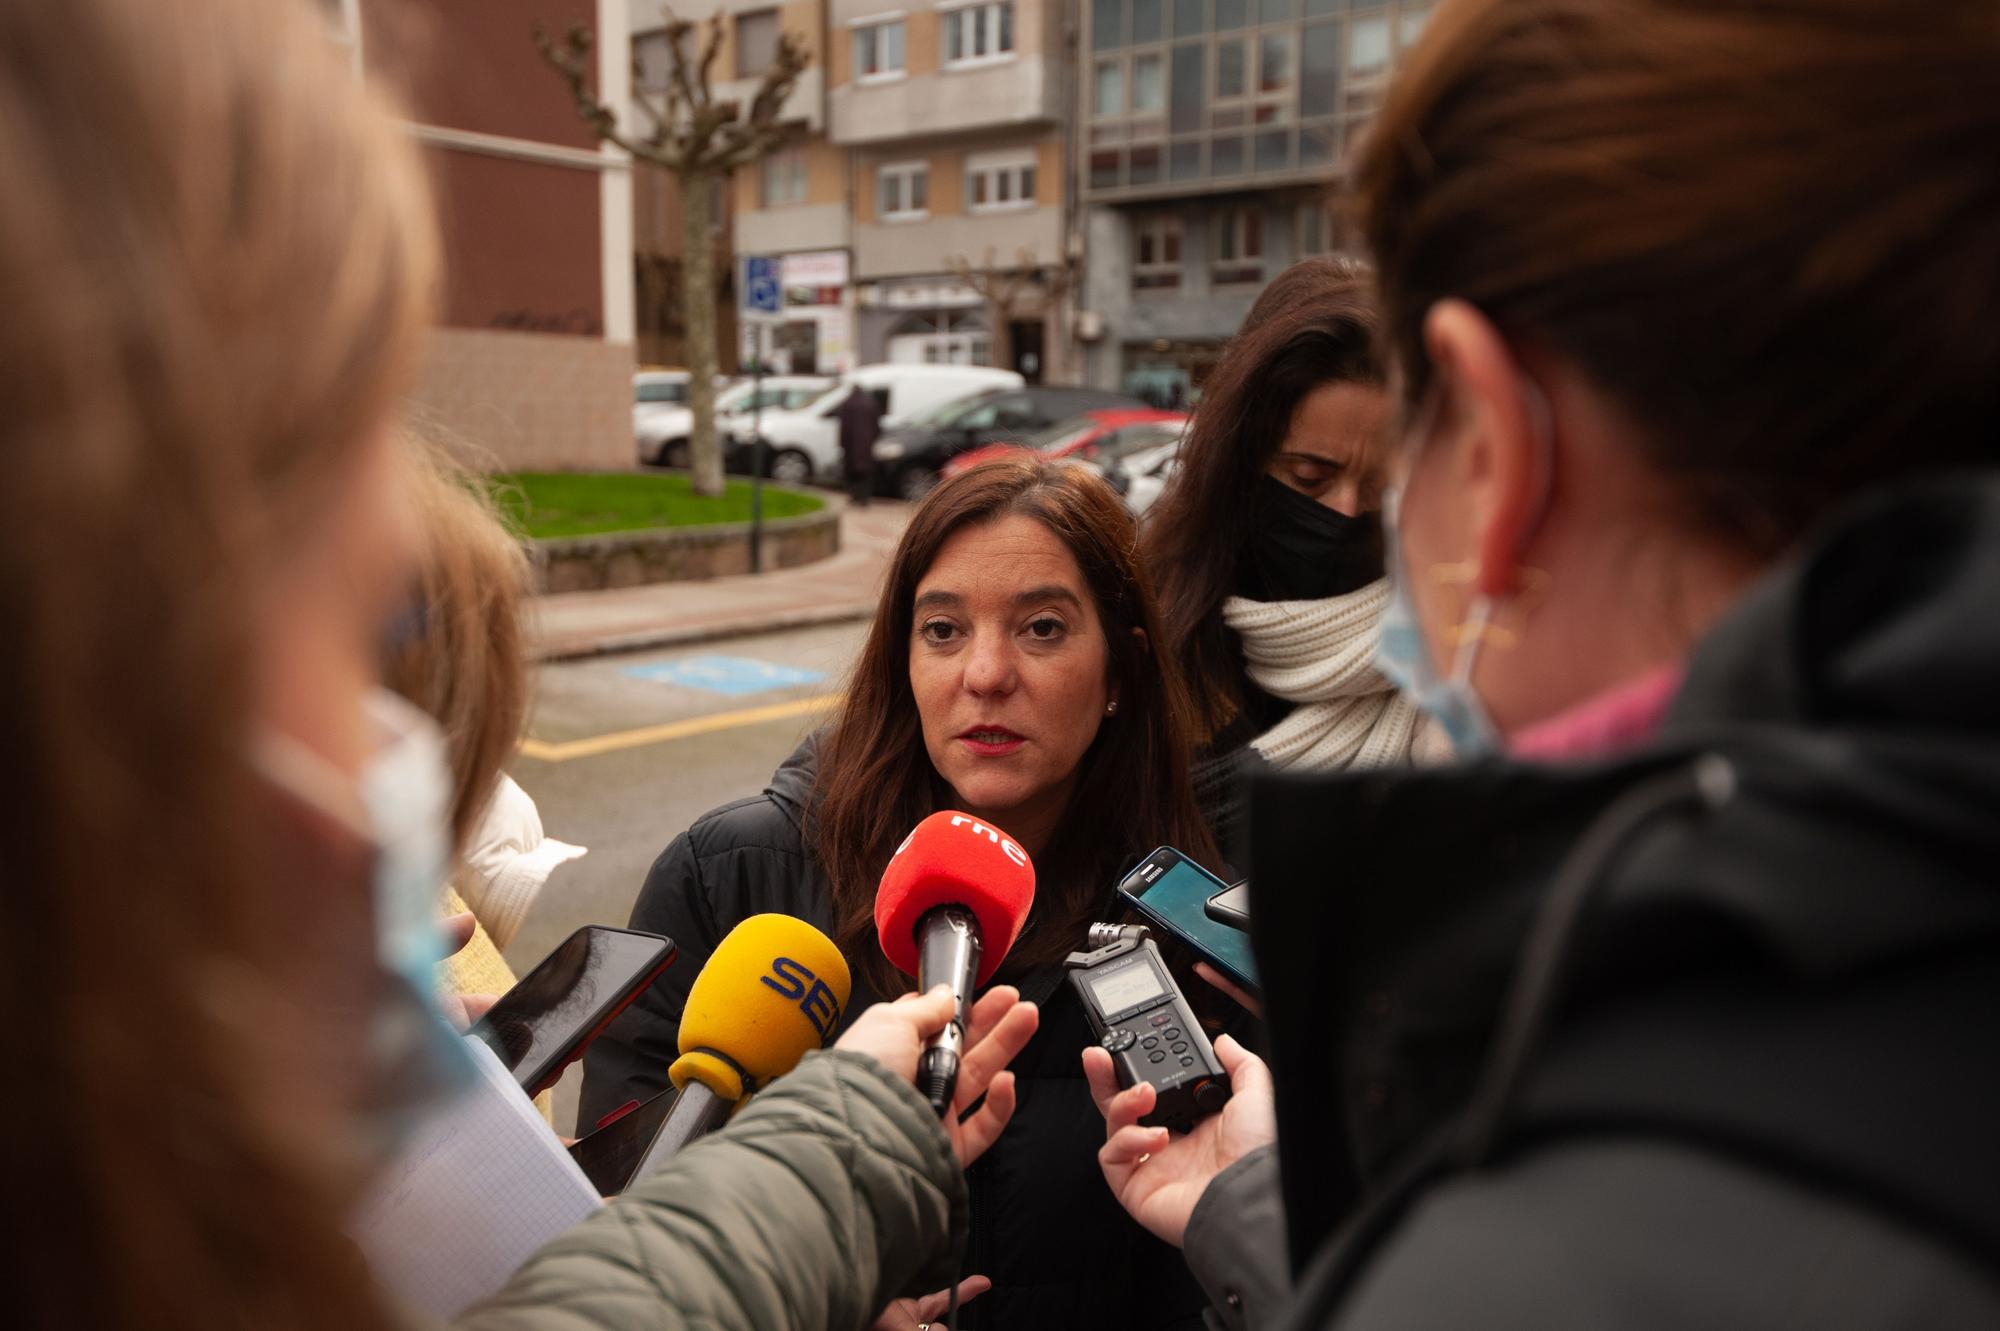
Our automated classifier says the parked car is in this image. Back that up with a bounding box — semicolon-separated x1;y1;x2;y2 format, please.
873;386;1148;501
729;363;1023;487
1110;435;1182;515
942;408;1187;482
638;374;833;467
633;369;691;434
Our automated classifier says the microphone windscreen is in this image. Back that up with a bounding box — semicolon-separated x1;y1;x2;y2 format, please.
875;810;1036;987
669;914;852;1100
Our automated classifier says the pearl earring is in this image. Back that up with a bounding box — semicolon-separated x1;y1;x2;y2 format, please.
1105;700;1119;716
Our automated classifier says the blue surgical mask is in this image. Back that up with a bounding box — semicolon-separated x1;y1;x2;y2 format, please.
1375;379;1555;760
253;690;476;1142
1377;491;1503;759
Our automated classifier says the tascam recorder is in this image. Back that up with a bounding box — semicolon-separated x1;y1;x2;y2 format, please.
1065;922;1230;1132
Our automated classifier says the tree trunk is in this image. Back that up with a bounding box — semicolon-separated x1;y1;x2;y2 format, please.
987;296;1013;374
681;168;724;497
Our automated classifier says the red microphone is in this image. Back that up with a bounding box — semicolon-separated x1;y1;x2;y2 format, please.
876;811;1037;1114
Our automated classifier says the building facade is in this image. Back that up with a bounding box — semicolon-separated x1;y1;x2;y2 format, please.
351;0;639;470
1073;0;1430;398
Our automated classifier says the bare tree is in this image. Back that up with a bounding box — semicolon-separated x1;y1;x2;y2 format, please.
946;246;1077;380
539;10;808;496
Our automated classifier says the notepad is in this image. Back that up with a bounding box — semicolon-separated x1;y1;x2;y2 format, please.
351;1035;603;1319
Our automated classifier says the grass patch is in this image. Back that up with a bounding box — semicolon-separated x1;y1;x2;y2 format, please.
489;471;823;540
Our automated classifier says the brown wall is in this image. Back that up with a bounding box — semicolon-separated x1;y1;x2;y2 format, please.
427;148;603;333
362;0;598;149
414;328;634;471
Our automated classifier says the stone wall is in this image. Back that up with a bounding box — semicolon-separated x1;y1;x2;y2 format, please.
411;326;635;472
534;503;841;593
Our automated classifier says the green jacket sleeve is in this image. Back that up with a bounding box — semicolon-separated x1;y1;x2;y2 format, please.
452;1050;969;1331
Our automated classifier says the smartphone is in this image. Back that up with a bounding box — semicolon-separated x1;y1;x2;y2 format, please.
1204;881;1251;930
470;926;675;1097
1116;848;1260;994
569;1085;677;1195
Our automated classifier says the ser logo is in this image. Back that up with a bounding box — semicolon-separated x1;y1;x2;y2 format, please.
762;956;843;1039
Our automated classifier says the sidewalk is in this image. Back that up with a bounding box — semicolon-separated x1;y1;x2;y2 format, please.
529;499;912;661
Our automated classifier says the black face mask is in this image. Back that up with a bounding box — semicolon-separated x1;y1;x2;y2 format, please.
1240;475;1385;602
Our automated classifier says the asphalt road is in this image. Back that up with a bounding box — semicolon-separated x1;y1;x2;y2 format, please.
502;619;870;1133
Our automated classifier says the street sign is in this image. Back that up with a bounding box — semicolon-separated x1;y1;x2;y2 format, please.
744;255;782;316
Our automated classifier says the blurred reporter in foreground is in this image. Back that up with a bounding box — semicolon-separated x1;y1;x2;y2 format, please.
0;2;1030;1327
1089;1;2000;1327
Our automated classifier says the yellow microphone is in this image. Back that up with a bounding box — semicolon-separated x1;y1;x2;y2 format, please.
635;914;852;1177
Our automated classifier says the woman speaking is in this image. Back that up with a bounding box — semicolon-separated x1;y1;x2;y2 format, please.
585;460;1220;1329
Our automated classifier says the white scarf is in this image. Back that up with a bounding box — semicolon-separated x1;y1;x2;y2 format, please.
1220;578;1430;772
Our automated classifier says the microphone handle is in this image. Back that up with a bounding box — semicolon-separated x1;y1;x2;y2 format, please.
632;1081;735;1181
915;903;983;1117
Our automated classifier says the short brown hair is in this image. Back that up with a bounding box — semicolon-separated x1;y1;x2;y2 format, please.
1356;0;2000;554
814;460;1216;995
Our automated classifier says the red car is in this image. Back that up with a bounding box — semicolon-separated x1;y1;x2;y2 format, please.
941;408;1188;480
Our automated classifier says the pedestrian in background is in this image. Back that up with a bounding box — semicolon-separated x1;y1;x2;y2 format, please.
0;1;1034;1326
837;385;882;507
1088;1;2000;1328
1144;260;1434;859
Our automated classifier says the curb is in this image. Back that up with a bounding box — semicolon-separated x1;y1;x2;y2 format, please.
531;599;877;664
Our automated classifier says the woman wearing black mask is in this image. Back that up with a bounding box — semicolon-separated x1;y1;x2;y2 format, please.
1143;260;1435;856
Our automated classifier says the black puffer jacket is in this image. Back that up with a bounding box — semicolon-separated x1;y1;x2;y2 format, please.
581;743;1208;1331
1195;476;2000;1328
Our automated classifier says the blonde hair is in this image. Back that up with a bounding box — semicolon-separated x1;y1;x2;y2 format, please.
384;439;533;855
0;0;436;1325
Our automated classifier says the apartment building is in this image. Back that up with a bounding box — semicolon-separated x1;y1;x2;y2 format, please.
829;0;1069;378
347;0;638;469
1073;0;1431;398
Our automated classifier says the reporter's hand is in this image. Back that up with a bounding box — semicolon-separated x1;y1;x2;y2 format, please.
835;985;1040;1167
870;1274;990;1331
1082;1034;1276;1247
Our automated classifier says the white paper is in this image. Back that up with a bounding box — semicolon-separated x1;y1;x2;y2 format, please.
351;1036;603;1319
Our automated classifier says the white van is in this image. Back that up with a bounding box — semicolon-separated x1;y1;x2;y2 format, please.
737;364;1023;485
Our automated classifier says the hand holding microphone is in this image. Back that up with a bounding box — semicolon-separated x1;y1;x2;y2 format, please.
632;914;853;1179
837;982;1039;1167
874;811;1037;1115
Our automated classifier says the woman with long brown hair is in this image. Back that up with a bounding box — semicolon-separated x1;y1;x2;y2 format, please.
1088;0;2000;1326
586;459;1220;1330
3;0;1037;1325
1143;259;1432;857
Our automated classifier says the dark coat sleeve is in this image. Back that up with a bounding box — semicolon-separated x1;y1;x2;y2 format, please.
1183;1146;1290;1331
577;832;718;1131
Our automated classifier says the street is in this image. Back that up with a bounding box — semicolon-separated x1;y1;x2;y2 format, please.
502;619;870;1132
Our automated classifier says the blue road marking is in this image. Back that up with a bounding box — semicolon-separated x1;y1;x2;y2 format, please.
623;655;829;697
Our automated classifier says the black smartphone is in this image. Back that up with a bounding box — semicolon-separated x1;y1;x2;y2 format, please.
1116;848;1260;993
569;1085;677;1196
470;926;675;1097
1204;881;1250;930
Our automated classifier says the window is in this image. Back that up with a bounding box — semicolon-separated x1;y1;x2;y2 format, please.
877;161;930;219
1297;201;1337;256
943;1;1015;66
760;147;808;207
1093;60;1124;116
1212;206;1263;283
735;9;779;78
1348;14;1390;76
1100;422;1185;461
966;152;1037;210
1216;38;1247;99
635;28;689;92
853;18;906;79
1132;53;1165;111
1133;214;1183;290
1255;31;1294;123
